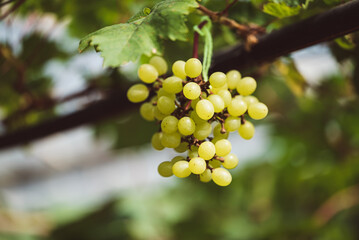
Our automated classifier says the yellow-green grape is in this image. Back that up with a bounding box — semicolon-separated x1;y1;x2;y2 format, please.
196;99;214;120
238;121;255;140
185;58;202;78
226;70;241;89
183;82;201;100
154;106;167;120
218;90;232;107
161;116;178;134
248;102;268;120
171;156;186;164
157;96;176;115
213;123;229;139
200;169;212;182
174;142;189;153
190;110;206;124
198;141;216;160
222;153;239;169
158;161;173;177
188;147;199;158
234;95;244;100
178;117;196;136
215;139;232;156
172;160;191;178
236;76;257;96
127;84;149;103
227;98;247;117
212;168;232;186
139;102;155;121
138;64;158;83
224;116;240;132
193;122;212;140
209;159;222;168
161;132;181;148
157;88;175;100
243;95;259;107
149;56;167;75
212;83;228;94
163;76;183;94
172;60;187;79
189;157;206;174
209;72;227;88
207;94;225;113
191;92;207;109
151;132;164;150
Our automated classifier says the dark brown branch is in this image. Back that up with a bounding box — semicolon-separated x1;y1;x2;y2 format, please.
0;0;26;20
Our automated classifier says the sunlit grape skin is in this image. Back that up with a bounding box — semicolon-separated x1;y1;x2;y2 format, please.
227;98;247;117
226;70;241;89
172;60;187;79
161;116;178;134
127;84;149;103
178;117;196;136
209;72;227;88
198;141;216;160
222;153;239;169
138;64;158;83
215;139;232;157
212;168;232;186
183;82;201;100
149;56;167;75
237;76;257;96
161;132;181;148
189;157;206;174
140;102;155;121
185;58;202;78
199;169;212;182
207;94;225;113
163;76;183;94
196;99;214;120
238;121;255;140
248;102;268;120
172;160;191;178
157;96;176;115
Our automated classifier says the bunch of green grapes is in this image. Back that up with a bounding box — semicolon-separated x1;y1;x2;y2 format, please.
127;56;268;186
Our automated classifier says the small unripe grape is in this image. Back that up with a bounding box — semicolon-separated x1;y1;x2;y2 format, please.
157;96;176;115
163;76;183;94
158;161;173;177
171;156;186;164
222;153;239;169
178;117;196;136
217;90;232;107
227;98;247;117
207;94;225;113
215;139;232;156
172;160;191;178
209;159;222;168
189;157;206;174
248;102;268;120
157;88;175;100
151;132;164;150
212;168;232;186
185;58;202;78
154;106;167;120
236;77;257;96
193;122;212;140
138;64;158;83
188;147;199;158
200;169;212;183
140;102;155;121
161;116;178;133
226;70;241;89
196;99;214;120
174;142;189;153
238;121;255;140
243;95;259;107
209;72;226;88
198;141;216;160
190;111;206;124
213;123;229;139
224;116;240;132
183;82;201;100
172;60;187;79
149;56;167;75
127;84;149;103
161;132;181;148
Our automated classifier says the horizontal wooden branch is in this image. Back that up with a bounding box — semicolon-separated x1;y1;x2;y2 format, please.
0;1;359;150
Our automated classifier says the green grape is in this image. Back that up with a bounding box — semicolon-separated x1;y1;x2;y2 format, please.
193;122;212;140
185;58;202;78
163;76;183;94
189;157;206;174
191;92;207;109
151;132;164;150
213;123;229;139
154;106;167;120
174;142;189;153
215;139;232;156
172;160;191;178
227;98;247;117
198;141;216;160
196;99;214;120
226;70;241;89
224;116;240;132
190;111;206;124
209;72;227;88
183;82;201;100
138;64;158;83
217;90;232;107
157;96;176;115
212;83;228;94
209;159;222;168
161;132;181;148
149;56;167;75
243;95;259;107
178;117;196;136
171;156;186;164
127;84;149;103
212;168;232;186
207;94;225;113
236;76;257;96
238;121;255;140
158;161;173;177
188;146;199;158
248;102;268;120
200;169;212;183
157;88;175;100
172;60;187;79
161;116;178;133
139;102;155;121
222;153;239;169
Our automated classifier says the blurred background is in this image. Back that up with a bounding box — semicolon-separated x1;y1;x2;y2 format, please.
0;0;359;239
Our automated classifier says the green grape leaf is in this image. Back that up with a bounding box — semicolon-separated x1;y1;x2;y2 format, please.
263;2;301;18
78;0;198;67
